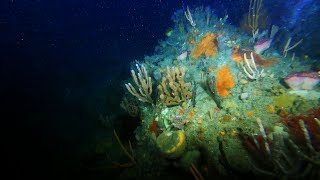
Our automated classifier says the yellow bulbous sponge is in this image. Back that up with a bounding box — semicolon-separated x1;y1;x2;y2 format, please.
156;130;186;159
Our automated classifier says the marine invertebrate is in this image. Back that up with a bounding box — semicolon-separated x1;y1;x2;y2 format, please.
171;114;186;130
239;117;320;179
246;111;254;117
280;107;320;151
215;65;235;97
178;108;184;115
184;6;196;27
241;108;320;178
125;64;153;104
247;0;263;39
188;111;195;118
240;0;270;40
284;71;320;90
158;66;193;106
251;133;319;178
198;135;205;141
232;48;277;67
156;130;186;159
266;105;276;113
189;163;204;180
240;52;264;80
120;96;139;117
231;47;243;62
107;130;136;168
283;38;303;57
149;119;160;135
192;32;218;59
209;109;213;119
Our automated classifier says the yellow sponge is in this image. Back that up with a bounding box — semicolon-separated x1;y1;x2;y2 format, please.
156;130;186;159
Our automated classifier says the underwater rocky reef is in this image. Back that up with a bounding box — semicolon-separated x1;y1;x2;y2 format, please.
111;4;319;179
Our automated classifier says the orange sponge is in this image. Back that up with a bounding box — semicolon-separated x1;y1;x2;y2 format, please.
192;32;218;59
215;65;235;97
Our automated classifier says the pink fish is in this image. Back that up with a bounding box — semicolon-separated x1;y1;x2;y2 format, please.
284;72;320;90
254;39;272;54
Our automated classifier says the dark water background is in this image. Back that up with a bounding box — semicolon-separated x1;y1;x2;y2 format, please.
1;0;319;178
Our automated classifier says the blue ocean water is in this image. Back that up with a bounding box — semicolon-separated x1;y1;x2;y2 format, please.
1;0;319;179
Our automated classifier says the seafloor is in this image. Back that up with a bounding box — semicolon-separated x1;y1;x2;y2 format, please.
94;6;320;179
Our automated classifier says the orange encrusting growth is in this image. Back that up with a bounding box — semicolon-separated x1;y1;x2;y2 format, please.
231;47;278;67
231;48;243;62
215;65;235;97
192;32;218;59
149;119;159;135
246;111;254;117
